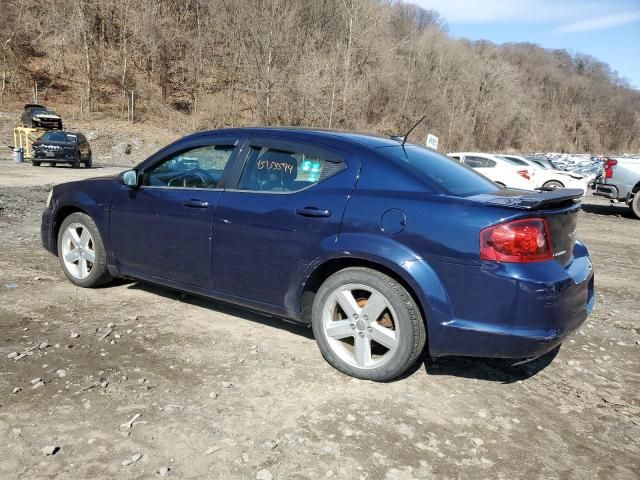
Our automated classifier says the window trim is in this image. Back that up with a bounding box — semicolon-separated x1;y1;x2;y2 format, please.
225;136;347;195
139;137;240;191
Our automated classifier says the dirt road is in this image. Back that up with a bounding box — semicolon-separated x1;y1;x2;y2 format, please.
1;157;639;479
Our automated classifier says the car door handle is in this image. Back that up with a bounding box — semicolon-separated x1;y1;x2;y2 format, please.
183;199;209;208
295;207;331;217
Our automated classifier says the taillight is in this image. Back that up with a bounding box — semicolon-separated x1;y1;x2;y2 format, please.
517;169;530;180
604;159;617;179
480;218;552;263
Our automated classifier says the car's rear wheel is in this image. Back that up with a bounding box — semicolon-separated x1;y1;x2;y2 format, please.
312;267;426;381
84;154;92;168
543;180;564;189
32;161;41;167
57;213;113;288
71;154;81;169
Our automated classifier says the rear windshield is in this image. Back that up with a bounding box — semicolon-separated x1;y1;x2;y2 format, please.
499;155;528;166
380;145;498;196
40;131;75;142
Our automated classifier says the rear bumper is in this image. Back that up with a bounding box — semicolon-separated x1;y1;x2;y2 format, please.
428;242;594;359
593;183;619;200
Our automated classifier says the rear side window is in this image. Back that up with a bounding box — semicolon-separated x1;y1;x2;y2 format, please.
381;146;497;197
463;156;494;168
237;146;343;192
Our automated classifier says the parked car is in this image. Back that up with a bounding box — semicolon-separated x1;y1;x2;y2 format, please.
41;128;594;381
497;155;588;193
32;130;92;168
593;157;640;218
20;103;63;130
447;152;534;189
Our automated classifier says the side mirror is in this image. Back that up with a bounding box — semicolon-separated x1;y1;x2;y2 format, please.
122;169;139;188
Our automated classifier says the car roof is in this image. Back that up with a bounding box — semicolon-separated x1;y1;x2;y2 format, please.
183;127;405;150
25;103;46;109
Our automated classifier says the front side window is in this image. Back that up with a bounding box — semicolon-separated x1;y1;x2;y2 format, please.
237;146;342;192
143;144;235;189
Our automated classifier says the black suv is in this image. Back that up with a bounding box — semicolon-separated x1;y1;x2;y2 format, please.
32;131;92;168
21;104;63;130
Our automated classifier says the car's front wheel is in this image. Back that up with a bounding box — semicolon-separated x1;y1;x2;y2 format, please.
57;213;113;288
312;267;426;381
630;192;640;219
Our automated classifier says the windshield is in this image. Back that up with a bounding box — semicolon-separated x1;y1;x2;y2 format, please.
380;145;498;196
40;131;74;142
526;157;554;169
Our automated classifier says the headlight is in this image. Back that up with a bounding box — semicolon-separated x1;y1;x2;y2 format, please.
45;190;53;209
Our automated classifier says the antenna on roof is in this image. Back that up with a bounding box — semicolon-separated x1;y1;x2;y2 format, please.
394;115;427;148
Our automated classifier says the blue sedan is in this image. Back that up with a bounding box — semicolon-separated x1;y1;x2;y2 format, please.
41;128;594;381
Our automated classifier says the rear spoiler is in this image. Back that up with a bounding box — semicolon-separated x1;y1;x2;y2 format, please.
471;188;583;210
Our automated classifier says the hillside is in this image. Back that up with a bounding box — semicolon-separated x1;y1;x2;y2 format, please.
1;0;638;153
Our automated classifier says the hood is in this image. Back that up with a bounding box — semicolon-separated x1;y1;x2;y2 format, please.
34;111;61;119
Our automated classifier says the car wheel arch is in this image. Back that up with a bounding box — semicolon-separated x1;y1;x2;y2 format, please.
52;206;90;254
299;251;454;352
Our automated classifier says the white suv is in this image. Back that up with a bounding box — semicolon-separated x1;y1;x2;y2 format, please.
448;152;534;190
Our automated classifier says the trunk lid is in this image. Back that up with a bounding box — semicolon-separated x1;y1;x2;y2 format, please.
468;188;582;267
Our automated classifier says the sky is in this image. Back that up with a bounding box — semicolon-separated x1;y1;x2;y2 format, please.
411;0;640;89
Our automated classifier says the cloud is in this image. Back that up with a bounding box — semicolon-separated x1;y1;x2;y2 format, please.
554;11;640;33
410;0;637;25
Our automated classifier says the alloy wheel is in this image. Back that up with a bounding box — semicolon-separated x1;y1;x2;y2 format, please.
60;223;96;280
322;283;399;369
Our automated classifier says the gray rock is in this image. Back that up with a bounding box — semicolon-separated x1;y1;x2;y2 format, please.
220;381;233;388
70;332;80;338
39;341;49;349
30;377;43;385
158;466;170;476
7;351;18;359
42;445;59;456
12;387;22;394
471;438;484;446
256;469;273;480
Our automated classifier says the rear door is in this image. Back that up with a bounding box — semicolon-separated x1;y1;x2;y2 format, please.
211;136;359;310
110;137;240;287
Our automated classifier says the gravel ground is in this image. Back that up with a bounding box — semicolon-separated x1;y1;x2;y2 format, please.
0;158;639;480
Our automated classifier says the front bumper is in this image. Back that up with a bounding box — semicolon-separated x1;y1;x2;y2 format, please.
41;208;56;255
428;242;594;359
33;151;76;162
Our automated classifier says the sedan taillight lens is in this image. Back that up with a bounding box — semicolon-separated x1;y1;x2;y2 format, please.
480;218;552;262
517;169;530;180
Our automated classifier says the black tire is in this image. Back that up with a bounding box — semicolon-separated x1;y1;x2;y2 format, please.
543;180;564;189
57;212;113;288
311;267;426;381
84;154;92;168
631;192;640;219
71;154;81;169
32;161;41;167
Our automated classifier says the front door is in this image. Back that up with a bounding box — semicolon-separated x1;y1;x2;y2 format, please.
212;137;360;311
110;140;238;287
